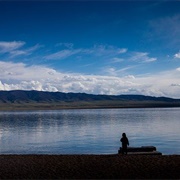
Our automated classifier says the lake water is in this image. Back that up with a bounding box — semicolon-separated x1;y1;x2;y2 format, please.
0;108;179;155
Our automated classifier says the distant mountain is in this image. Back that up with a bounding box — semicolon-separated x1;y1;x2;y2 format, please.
0;90;180;110
0;90;179;103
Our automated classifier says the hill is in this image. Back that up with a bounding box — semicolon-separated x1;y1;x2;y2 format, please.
0;90;180;110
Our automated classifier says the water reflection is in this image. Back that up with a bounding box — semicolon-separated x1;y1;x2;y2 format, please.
0;108;180;154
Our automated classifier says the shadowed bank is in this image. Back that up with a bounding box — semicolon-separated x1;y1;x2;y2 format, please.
0;155;179;179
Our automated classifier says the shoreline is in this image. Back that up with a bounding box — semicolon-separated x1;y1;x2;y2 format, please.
0;104;180;111
0;154;179;179
1;99;180;111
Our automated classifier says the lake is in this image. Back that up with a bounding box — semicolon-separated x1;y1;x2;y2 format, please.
0;108;179;155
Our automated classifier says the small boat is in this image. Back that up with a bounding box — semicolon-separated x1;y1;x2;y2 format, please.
118;146;162;155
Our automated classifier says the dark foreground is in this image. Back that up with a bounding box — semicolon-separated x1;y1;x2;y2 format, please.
0;155;179;179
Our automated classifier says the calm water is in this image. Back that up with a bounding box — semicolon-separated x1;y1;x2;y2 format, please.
0;108;179;155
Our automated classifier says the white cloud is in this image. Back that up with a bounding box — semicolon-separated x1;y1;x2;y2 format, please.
10;50;28;57
176;68;180;72
45;49;82;60
104;67;117;76
0;41;25;53
10;44;41;57
118;48;127;54
174;52;180;58
103;65;137;76
130;52;157;63
0;61;180;98
91;45;127;57
45;44;127;60
0;41;41;57
110;57;124;63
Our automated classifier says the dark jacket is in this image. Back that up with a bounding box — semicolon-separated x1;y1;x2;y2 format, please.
121;137;129;148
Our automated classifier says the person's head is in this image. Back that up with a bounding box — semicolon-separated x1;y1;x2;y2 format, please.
122;133;126;137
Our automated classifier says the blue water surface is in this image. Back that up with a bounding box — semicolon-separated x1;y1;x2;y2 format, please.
0;108;179;155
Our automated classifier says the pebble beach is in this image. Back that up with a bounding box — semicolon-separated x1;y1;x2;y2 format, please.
0;154;179;179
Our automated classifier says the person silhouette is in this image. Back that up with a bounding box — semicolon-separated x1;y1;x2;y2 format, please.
120;133;129;155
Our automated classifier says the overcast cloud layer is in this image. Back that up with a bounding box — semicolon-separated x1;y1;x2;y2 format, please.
0;61;180;98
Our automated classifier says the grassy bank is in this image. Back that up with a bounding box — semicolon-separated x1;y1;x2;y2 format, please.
1;100;180;111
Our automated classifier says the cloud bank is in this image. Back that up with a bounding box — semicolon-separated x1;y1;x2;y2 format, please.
0;61;180;98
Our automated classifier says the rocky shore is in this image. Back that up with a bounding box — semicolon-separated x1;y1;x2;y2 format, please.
0;154;179;179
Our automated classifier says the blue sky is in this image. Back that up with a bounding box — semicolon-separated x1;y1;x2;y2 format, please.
0;1;180;98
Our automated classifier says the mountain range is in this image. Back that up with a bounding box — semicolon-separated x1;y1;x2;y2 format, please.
0;90;180;110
